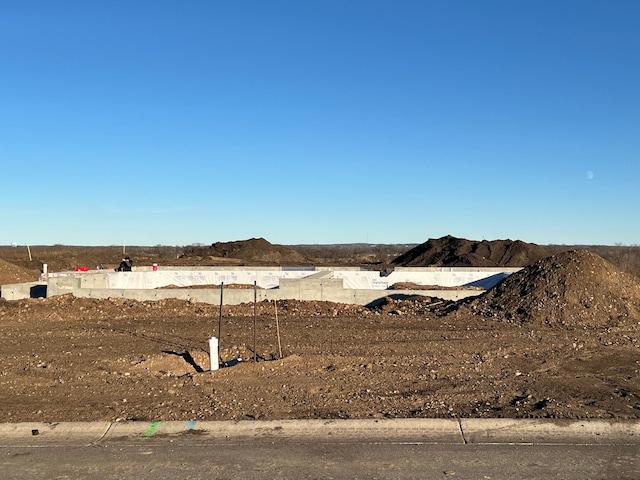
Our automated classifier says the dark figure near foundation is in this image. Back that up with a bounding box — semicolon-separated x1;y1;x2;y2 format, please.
116;256;132;272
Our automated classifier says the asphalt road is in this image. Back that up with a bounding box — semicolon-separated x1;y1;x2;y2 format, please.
1;419;638;479
2;440;638;479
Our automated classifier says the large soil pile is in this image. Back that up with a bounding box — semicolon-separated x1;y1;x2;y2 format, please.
392;235;551;267
460;249;640;327
178;238;310;265
0;258;38;286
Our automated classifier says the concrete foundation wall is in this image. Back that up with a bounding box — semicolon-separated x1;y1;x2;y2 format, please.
2;266;508;304
104;269;320;290
62;285;481;306
48;270;484;305
0;282;47;300
46;276;81;295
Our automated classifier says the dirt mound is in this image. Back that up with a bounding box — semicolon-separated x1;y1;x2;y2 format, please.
372;295;449;315
0;294;369;323
178;238;310;265
392;235;550;267
0;258;39;286
462;249;640;327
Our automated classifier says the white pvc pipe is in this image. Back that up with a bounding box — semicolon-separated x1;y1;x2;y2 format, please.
208;337;219;371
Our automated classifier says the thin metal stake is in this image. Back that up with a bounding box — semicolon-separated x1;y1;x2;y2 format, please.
275;299;282;359
253;280;257;363
218;282;224;340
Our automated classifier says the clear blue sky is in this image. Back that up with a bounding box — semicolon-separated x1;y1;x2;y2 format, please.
2;1;638;246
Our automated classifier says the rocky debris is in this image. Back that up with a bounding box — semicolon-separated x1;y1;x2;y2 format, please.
461;249;640;327
392;235;551;267
371;295;450;316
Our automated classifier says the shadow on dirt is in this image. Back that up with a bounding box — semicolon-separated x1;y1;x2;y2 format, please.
162;350;205;373
365;294;418;308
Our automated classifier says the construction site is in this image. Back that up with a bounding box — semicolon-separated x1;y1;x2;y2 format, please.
0;237;638;423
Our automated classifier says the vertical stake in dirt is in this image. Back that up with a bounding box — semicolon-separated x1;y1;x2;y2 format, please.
253;280;257;363
218;282;224;363
275;299;282;359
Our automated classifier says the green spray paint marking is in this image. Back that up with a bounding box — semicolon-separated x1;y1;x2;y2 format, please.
143;421;161;438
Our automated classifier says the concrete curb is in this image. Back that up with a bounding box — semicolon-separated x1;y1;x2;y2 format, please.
0;419;638;447
0;422;111;447
460;418;640;445
103;418;462;445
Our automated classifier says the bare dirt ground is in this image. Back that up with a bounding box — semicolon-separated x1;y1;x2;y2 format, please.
0;249;639;423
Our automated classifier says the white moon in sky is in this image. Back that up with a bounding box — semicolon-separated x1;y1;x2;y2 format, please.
586;170;594;180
